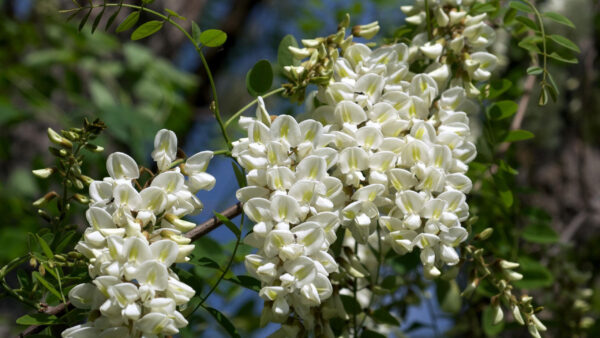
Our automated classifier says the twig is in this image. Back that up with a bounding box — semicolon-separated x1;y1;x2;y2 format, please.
19;201;244;336
18;303;74;337
185;202;243;241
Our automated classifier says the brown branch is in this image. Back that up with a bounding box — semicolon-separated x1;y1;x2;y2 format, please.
185;202;243;241
19;202;244;337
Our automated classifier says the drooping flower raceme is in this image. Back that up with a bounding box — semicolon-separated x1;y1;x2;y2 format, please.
63;129;215;338
232;98;342;331
236;3;498;334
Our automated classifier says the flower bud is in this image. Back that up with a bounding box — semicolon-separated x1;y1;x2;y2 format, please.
504;270;523;281
79;175;94;186
288;46;312;59
492;304;504;325
531;314;546;331
435;7;449;27
477;227;493;240
164;214;196;232
499;260;520;270
32;168;54;179
48;128;73;148
352;21;380;40
33;191;58;207
84;143;104;153
528;324;541;338
512;304;525;325
73;193;90;204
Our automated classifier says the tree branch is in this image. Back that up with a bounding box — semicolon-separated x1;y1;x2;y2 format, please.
19;201;244;337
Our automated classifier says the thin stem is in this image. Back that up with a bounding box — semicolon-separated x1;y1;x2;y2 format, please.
62;3;232;148
524;0;547;84
191;212;244;315
223;87;285;128
353;241;359;338
424;0;433;41
213;149;232;156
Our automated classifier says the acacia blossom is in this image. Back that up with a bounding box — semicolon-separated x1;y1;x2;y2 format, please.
63;129;215;338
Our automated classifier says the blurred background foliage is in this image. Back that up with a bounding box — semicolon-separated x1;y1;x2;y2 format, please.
0;0;599;337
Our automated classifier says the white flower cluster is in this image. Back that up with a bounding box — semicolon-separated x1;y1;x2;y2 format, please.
63;129;215;338
232;98;342;329
235;3;499;333
402;0;499;95
307;41;481;278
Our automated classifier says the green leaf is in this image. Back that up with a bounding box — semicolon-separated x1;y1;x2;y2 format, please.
482;305;505;336
191;21;202;45
543;11;575;28
36;234;54;260
515;16;538;31
548;34;580;53
277;34;300;69
487;79;512;99
225;275;261;292
54;230;77;253
547;51;579;64
539;86;550;106
204;306;241;338
340;295;361;315
509;1;533;13
199;29;227;47
231;162;247;188
131;20;164;40
499;160;519;175
504;129;534;142
105;3;122;31
371;308;400;326
214;212;241;238
522;222;559;244
165;8;186;20
487;100;518;120
16;313;58;325
504;8;517;25
494;175;513;208
514;257;554;289
91;6;105;33
32;271;62;300
115;11;140;33
195;257;221;270
437;280;462;314
470;3;497;14
246;59;273;96
78;7;92;31
526;66;543;75
360;329;387;338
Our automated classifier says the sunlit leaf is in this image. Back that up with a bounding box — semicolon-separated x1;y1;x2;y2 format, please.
131;20;164;41
199;29;227;47
504;129;534;142
115;11;140;33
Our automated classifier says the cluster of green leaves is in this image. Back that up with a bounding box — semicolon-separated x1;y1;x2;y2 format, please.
504;0;579;105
